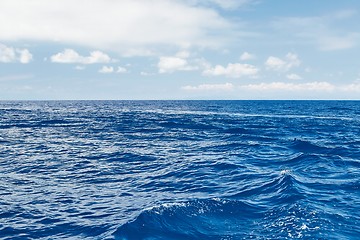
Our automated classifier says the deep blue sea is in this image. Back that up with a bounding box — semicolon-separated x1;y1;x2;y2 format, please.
0;100;359;239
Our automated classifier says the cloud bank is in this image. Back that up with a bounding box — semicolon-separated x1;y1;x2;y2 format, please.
0;0;232;56
182;81;337;93
242;82;335;92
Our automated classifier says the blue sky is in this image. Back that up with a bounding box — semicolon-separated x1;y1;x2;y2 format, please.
0;0;360;100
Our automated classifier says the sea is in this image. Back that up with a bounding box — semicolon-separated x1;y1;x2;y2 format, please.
0;100;359;239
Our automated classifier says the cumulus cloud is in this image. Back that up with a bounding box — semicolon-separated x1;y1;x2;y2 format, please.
99;66;114;73
17;49;33;63
0;0;233;56
203;63;259;78
99;65;127;74
158;53;259;77
0;43;32;63
158;51;200;73
51;49;112;64
286;73;302;80
158;57;188;73
265;53;300;72
0;44;15;63
117;66;127;73
240;51;255;61
182;82;234;91
265;57;285;71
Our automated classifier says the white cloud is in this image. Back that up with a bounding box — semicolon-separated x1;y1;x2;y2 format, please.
0;0;232;56
286;73;302;80
158;54;259;77
158;56;195;73
51;49;111;64
157;51;211;74
236;81;360;99
0;44;15;62
0;43;32;63
240;51;255;61
265;53;300;72
99;66;114;73
242;81;335;92
265;57;286;71
98;65;127;74
117;66;127;73
203;63;259;78
184;81;359;94
182;82;234;91
17;49;33;63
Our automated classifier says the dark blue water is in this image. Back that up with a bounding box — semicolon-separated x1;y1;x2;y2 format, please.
1;100;359;239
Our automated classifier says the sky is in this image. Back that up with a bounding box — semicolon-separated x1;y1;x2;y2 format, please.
0;0;360;100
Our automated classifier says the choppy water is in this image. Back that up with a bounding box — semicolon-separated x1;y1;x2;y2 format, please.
0;100;359;239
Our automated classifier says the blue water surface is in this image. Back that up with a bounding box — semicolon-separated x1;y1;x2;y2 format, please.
0;100;359;239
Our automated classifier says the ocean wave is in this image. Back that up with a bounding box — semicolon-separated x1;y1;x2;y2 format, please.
114;198;266;240
1;100;359;239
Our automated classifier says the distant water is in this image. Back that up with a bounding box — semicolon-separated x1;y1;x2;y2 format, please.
1;100;359;239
